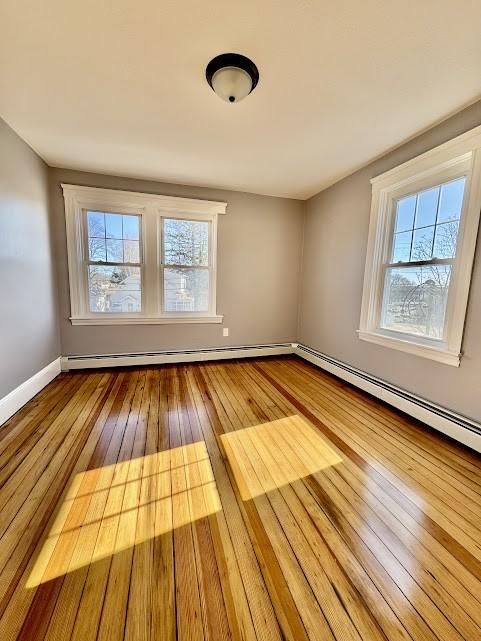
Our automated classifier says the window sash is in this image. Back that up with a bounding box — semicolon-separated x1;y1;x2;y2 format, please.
87;265;143;314
378;258;458;344
86;211;142;262
379;261;454;341
85;213;143;267
160;218;211;265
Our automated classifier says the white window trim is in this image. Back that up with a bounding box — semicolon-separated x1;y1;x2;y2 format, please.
62;184;226;325
359;125;481;367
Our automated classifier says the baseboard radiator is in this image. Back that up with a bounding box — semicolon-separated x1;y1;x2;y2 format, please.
294;343;481;453
61;342;294;371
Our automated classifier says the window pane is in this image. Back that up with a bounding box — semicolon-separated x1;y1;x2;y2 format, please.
106;239;123;262
433;221;459;259
105;214;122;240
105;213;123;239
163;219;209;266
411;226;435;261
87;211;105;238
392;231;412;263
395;195;416;232
415;187;439;229
381;265;451;339
123;240;140;263
438;177;465;223
88;211;107;260
163;268;209;312
88;236;106;262
88;266;141;313
123;215;140;240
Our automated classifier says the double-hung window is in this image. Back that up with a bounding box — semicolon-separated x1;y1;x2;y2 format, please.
161;217;211;313
359;126;481;366
86;211;142;314
381;177;464;339
63;185;226;324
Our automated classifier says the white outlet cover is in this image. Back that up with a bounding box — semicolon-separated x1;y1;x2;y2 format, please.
223;328;229;337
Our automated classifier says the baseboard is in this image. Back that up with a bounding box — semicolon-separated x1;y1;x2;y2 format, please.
294;343;481;453
0;358;62;427
61;343;294;371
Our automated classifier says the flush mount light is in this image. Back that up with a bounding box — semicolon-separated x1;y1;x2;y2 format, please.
206;53;259;104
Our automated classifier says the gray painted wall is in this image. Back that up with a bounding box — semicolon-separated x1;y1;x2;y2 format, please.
298;100;481;422
49;168;304;357
0;118;60;397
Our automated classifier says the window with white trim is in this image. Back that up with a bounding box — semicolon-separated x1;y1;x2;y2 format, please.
62;185;226;325
359;126;481;366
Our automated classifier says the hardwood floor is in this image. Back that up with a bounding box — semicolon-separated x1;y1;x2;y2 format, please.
1;356;481;641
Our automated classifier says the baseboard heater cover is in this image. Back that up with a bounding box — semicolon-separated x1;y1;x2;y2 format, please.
62;343;294;371
294;343;481;453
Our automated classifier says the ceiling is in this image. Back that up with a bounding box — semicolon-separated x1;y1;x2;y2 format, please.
1;1;481;200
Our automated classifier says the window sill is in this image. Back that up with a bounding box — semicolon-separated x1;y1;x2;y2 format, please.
357;329;461;367
70;315;224;326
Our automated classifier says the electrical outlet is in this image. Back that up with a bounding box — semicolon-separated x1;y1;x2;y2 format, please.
223;327;229;337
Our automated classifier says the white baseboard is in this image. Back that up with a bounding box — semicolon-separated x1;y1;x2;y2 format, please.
294;343;481;453
61;343;294;371
0;358;62;427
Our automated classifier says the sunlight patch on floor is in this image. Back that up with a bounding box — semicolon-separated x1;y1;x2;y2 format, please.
221;415;342;500
27;441;221;587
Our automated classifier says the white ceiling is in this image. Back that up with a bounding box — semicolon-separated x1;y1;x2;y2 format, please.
1;1;481;199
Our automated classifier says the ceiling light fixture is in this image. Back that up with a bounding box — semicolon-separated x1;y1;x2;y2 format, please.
206;53;259;104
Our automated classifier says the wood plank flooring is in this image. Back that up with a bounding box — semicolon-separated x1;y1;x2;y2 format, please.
1;356;481;641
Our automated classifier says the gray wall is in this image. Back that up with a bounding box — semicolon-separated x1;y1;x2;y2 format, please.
298;100;481;422
49;168;303;357
0;118;60;397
